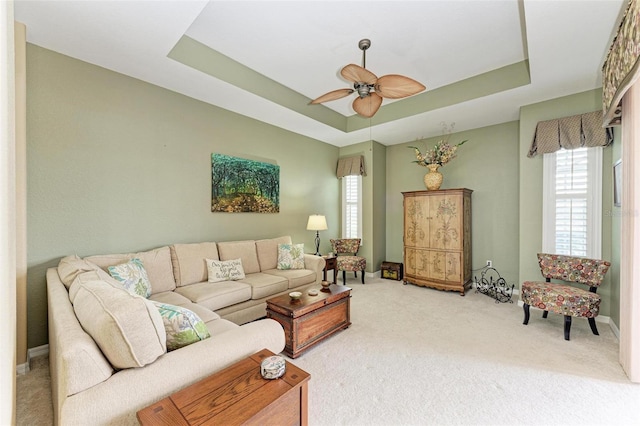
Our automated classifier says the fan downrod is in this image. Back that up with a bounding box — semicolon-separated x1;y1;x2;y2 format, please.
359;38;371;70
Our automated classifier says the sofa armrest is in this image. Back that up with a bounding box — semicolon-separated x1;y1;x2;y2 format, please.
304;254;326;284
58;319;285;425
46;268;114;422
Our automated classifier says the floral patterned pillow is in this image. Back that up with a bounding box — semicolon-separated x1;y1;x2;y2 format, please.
277;243;305;270
107;258;152;298
152;302;210;351
206;258;245;283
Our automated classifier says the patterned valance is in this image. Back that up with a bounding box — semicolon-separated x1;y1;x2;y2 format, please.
528;111;613;157
602;0;640;126
336;155;366;178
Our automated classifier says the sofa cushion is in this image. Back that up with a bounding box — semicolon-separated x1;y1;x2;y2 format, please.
256;236;292;271
85;246;176;294
151;302;211;351
217;240;260;274
207;258;246;282
149;291;192;306
57;255;102;289
261;268;316;289
174;281;252;311
238;273;289;299
149;292;220;323
71;279;166;369
277;243;305;270
170;242;219;287
108;258;152;298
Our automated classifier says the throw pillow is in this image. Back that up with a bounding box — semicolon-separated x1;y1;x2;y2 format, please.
277;243;305;270
108;258;152;298
152;302;211;351
206;258;245;283
72;279;166;369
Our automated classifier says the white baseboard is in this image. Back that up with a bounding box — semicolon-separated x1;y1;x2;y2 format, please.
16;344;49;375
609;318;621;340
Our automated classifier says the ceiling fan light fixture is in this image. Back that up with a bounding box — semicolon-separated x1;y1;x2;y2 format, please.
355;83;373;98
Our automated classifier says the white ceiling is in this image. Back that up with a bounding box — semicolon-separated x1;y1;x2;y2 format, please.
14;0;626;147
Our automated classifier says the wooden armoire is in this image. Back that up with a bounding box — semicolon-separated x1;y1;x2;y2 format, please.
402;188;472;295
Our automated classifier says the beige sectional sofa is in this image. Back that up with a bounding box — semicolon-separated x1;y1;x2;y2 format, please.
47;235;325;425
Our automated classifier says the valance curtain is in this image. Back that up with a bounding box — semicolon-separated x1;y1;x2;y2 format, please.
336;155;366;178
528;111;613;157
602;0;640;126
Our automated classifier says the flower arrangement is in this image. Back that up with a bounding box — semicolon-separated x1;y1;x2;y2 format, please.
409;123;467;167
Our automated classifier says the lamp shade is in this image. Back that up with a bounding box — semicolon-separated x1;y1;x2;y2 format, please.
306;215;328;231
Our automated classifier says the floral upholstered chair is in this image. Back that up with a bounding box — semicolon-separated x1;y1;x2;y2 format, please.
521;253;611;340
330;238;366;285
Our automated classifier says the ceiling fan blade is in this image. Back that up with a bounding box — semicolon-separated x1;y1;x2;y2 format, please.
341;64;378;84
309;88;354;104
352;93;383;118
376;74;426;99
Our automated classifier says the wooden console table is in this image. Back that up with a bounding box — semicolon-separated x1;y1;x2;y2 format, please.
136;349;310;425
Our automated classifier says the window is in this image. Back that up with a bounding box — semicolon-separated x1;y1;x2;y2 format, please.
542;147;602;258
342;175;362;239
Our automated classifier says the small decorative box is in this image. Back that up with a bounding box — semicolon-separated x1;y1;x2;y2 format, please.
381;261;403;281
260;355;286;379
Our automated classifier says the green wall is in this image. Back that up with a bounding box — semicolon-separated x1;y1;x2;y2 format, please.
24;44;621;348
609;127;622;327
337;140;388;273
26;45;339;347
386;122;521;286
518;89;614;317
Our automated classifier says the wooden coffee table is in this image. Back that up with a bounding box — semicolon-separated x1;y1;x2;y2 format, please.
266;284;351;358
136;349;310;425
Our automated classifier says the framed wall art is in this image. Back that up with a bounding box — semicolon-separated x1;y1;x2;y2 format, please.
211;154;280;213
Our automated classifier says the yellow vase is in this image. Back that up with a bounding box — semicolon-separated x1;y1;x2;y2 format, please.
424;164;443;190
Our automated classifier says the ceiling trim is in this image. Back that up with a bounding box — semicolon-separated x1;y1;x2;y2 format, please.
170;34;531;136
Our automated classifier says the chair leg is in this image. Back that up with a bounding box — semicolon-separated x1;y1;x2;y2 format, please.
361;270;365;284
342;270;346;286
588;317;599;335
353;271;357;278
564;315;572;340
542;310;549;319
523;304;530;325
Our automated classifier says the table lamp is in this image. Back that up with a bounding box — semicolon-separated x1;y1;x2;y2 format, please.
306;215;328;256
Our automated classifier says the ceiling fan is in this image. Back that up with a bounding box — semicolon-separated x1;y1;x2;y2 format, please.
310;39;426;118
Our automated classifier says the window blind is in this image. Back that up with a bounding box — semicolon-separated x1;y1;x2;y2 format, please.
343;175;360;238
544;147;601;258
555;148;589;256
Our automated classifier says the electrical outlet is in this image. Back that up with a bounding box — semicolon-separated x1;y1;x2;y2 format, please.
486;260;492;268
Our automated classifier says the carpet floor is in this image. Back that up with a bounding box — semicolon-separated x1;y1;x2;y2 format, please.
16;276;640;425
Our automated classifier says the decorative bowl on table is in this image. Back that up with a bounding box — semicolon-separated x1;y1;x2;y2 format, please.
289;291;302;300
321;280;330;289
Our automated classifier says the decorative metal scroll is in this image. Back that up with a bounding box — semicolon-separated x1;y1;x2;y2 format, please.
474;267;514;304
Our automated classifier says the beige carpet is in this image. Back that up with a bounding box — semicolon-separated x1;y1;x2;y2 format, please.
16;277;639;425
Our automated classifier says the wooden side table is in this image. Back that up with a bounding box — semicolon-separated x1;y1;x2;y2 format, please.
322;255;337;284
136;349;310;425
